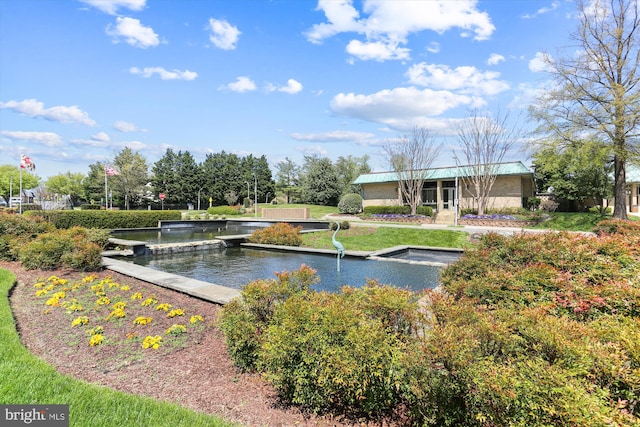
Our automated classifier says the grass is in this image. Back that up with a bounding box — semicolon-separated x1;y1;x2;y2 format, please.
0;269;238;427
528;212;612;231
301;226;470;251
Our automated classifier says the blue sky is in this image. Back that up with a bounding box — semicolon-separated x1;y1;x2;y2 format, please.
1;0;573;179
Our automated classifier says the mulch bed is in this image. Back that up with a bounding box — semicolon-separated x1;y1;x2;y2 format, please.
2;260;356;427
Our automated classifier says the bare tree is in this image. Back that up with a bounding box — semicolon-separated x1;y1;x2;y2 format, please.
529;0;640;219
383;126;441;215
455;109;523;215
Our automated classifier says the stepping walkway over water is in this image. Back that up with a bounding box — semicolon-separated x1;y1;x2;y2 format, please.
102;257;241;305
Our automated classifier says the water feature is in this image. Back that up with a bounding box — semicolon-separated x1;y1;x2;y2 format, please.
111;226;256;244
125;247;441;293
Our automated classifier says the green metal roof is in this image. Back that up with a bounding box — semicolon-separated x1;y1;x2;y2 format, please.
353;161;533;185
628;164;640;183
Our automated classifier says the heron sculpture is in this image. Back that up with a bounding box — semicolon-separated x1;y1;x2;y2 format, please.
332;222;345;272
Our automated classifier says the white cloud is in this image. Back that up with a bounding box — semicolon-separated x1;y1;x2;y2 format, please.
221;76;256;93
91;131;110;142
522;1;560;19
266;79;303;94
296;145;328;156
306;0;495;61
426;42;440;54
113;120;146;132
207;18;241;50
529;51;552;72
290;130;375;143
79;0;146;15
346;39;410;61
106;17;161;48
0;99;96;126
406;63;510;96
487;53;505;65
129;66;197;80
330;86;478;131
0;130;63;147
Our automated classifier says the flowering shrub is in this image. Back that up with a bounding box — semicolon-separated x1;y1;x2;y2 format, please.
460;213;517;220
248;222;303;246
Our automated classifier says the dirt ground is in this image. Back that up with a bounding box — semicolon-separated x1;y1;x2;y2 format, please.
2;260;359;427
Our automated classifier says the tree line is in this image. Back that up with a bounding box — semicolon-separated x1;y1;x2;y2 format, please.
0;148;371;210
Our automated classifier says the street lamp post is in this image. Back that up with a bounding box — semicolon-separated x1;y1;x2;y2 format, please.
197;187;204;211
266;192;271;204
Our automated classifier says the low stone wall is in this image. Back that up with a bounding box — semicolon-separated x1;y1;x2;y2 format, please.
147;240;226;254
261;207;310;219
458;219;538;227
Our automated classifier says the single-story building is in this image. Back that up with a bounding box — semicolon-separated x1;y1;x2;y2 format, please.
353;161;536;213
627;164;640;213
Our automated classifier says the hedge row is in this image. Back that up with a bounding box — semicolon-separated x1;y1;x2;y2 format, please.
24;210;181;229
363;205;433;216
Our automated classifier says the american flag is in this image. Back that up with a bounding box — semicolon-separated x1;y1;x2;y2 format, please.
20;154;35;171
105;165;120;176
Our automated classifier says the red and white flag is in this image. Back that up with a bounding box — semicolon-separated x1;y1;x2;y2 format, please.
105;165;120;176
20;154;35;171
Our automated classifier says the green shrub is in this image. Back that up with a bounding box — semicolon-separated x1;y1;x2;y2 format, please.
0;212;55;260
218;265;319;371
338;193;363;214
81;204;101;210
24;210;181;229
18;227;105;270
206;205;241;216
330;220;350;231
364;205;410;215
248;222;303;246
416;206;433;216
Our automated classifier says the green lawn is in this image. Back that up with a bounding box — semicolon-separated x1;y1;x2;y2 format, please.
0;269;238;427
301;226;469;251
528;212;612;231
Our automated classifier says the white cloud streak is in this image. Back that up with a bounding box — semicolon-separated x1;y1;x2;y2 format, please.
207;18;241;50
221;76;257;93
406;63;510;96
129;66;198;80
107;17;161;48
266;79;303;94
0;99;97;126
0;130;63;147
79;0;146;15
113;120;146;132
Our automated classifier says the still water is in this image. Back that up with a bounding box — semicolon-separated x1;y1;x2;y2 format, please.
127;247;441;293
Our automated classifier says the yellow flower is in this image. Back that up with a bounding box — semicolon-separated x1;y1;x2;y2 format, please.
47;275;59;282
120;285;130;291
35;289;48;297
112;301;126;310
95;296;110;306
71;316;89;327
142;335;163;349
82;274;97;283
88;326;104;336
130;292;143;300
155;303;172;311
141;297;157;307
133;316;152;326
167;308;184;318
33;282;46;289
165;324;187;335
190;315;204;324
45;291;66;307
89;334;104;346
107;308;126;320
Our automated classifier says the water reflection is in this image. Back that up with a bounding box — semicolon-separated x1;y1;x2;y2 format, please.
128;247;440;293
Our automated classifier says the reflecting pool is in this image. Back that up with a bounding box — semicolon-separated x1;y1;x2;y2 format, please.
126;247;441;293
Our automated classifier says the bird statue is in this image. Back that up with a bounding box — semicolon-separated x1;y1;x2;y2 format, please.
332;222;345;257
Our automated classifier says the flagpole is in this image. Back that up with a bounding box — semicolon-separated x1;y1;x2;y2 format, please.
19;159;23;214
104;164;108;210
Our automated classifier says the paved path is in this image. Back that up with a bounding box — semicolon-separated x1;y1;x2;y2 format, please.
102;257;241;305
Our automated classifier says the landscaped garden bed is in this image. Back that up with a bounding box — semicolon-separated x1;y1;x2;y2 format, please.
458;213;540;227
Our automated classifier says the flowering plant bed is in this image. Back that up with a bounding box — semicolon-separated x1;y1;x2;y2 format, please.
459;213;539;227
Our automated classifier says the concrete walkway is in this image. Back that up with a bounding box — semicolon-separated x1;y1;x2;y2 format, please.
102;257;241;305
